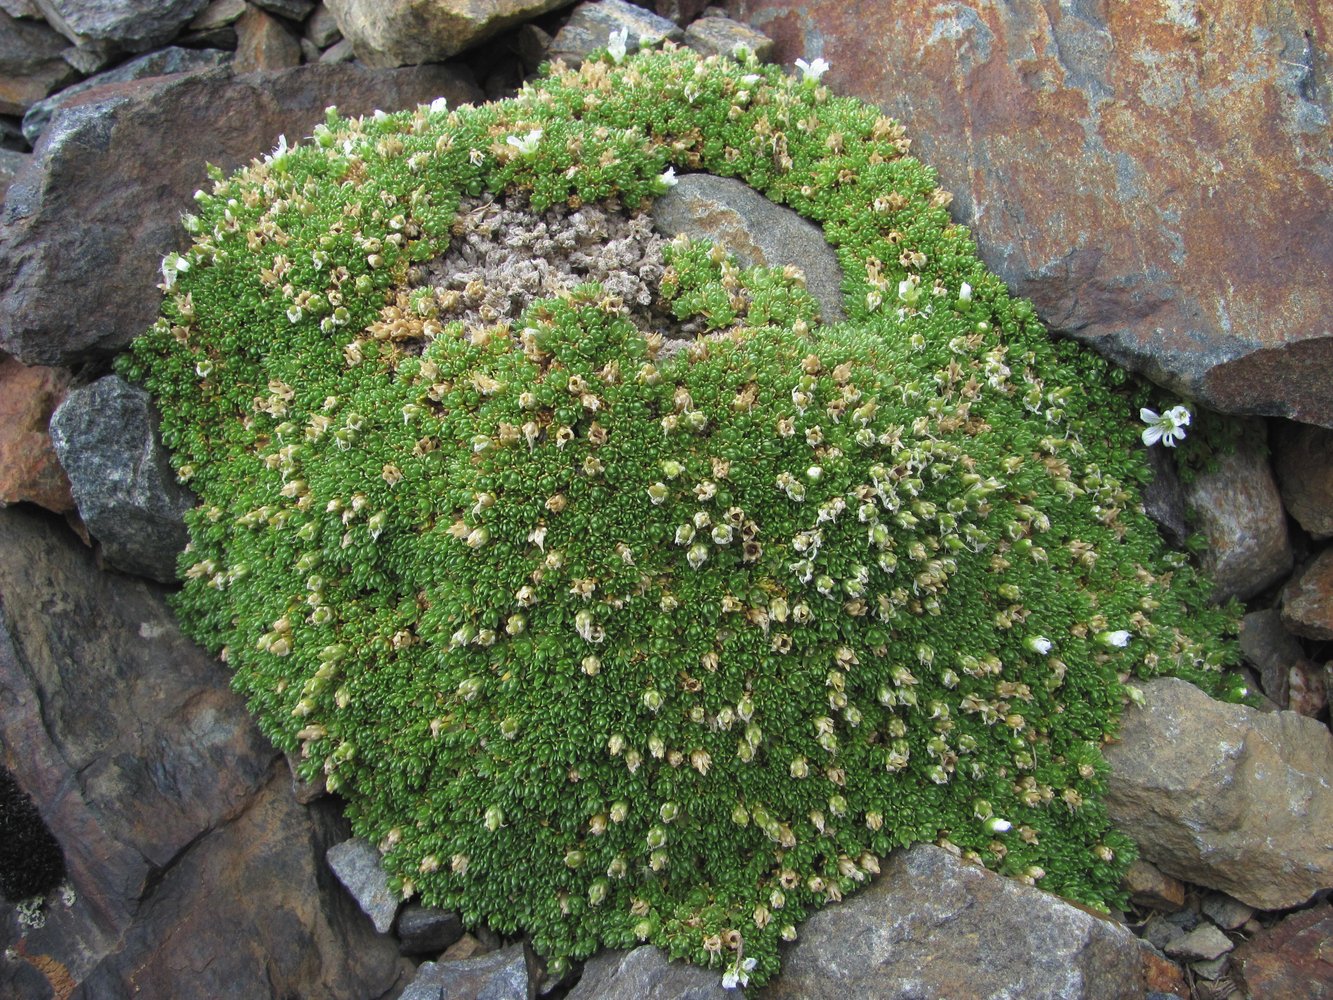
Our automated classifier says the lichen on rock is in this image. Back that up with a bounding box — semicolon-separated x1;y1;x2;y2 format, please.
117;43;1243;989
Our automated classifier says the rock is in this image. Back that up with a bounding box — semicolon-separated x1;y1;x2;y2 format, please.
1122;858;1186;912
0;0;41;18
396;904;464;957
1232;905;1333;999
1273;421;1333;538
0;62;483;367
1287;658;1328;718
32;0;212;51
177;24;237;50
305;4;341;47
1200;894;1254;932
1281;548;1333;640
284;750;328;804
1141;444;1189;547
548;0;683;68
48;375;193;582
515;21;551;73
401;944;528;1000
441;931;496;961
1141;914;1185;953
1188;956;1230;981
319;35;353;62
59;38;115;72
728;1;1333;427
188;0;247;32
326;0;573;67
0;9;77;116
651;172;846;325
639;0;708;25
251;0;316;21
1104;677;1333;911
682;14;773;61
0;505;409;996
234;5;302;72
760;844;1145;1000
327;837;399;934
1241;608;1307;706
21;45;232;145
1181;430;1292;601
1163;923;1233;962
0;146;26;200
1138;944;1188;999
566;946;730;1000
299;35;320;62
0;354;73;512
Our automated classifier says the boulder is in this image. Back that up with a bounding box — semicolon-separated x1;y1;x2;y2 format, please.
1180;430;1292;602
566;946;729;999
20;45;231;146
400;944;528;1000
326;836;399;935
760;844;1145;1000
0;354;72;512
31;0;211;51
1104;678;1333;910
325;0;575;68
0;62;483;367
234;5;302;73
48;375;194;582
0;505;411;997
651;172;846;325
548;0;684;68
0;9;76;115
727;0;1333;427
1272;420;1333;538
1232;905;1333;999
1281;548;1333;641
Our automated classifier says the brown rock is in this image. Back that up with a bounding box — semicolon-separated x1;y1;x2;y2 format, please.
1273;421;1333;538
1181;431;1292;602
1139;943;1188;998
683;14;774;61
0;62;483;367
0;9;77;115
0;354;72;512
726;0;1333;427
1232;905;1333;1000
233;6;302;73
1104;678;1333;911
1288;658;1328;717
1123;858;1186;911
1281;548;1333;641
326;0;575;67
1241;608;1305;706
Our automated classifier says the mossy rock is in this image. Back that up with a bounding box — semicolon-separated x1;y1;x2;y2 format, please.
119;44;1242;989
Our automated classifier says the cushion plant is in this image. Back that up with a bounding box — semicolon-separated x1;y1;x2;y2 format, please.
118;42;1242;989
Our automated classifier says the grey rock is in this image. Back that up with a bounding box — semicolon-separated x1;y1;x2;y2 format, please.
0;145;25;199
761;844;1145;1000
652;172;846;325
300;35;321;62
188;0;247;31
176;24;236;50
1141;444;1189;547
0;0;41;18
1141;914;1185;953
567;946;729;1000
326;0;574;67
319;35;353;62
21;45;232;144
1189;955;1231;980
32;0;212;51
549;0;683;68
0;8;77;115
402;944;528;1000
327;836;399;934
305;3;341;47
1272;420;1333;538
682;15;773;62
1165;924;1234;962
251;0;316;21
49;375;194;582
1181;430;1292;602
514;21;551;74
1200;893;1255;931
0;62;483;366
1281;548;1333;641
396;903;465;956
1240;608;1306;707
60;37;115;72
1104;677;1333;911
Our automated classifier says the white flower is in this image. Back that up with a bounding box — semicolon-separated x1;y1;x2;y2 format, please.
795;57;830;83
160;251;190;289
656;166;678;191
506;129;543;155
607;26;629;64
1139;404;1192;447
1098;629;1132;648
428;96;448;114
1025;635;1053;655
959;281;973;302
984;816;1012;834
722;957;757;989
731;41;753;61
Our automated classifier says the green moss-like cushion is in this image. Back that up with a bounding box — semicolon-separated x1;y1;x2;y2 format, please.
119;45;1240;987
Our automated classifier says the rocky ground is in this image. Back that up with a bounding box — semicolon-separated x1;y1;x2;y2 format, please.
1;1;1330;998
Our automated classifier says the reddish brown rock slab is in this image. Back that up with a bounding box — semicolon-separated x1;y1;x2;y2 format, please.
725;1;1333;427
0;354;72;512
1282;549;1333;641
1123;858;1186;912
1273;421;1333;538
1139;943;1189;998
234;5;302;73
0;62;483;367
1233;905;1333;1000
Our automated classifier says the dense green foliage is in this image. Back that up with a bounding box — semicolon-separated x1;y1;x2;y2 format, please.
119;44;1241;988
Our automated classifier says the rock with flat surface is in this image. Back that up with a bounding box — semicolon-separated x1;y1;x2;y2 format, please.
234;5;301;72
0;62;482;367
48;375;193;582
682;13;773;61
0;354;72;512
327;837;399;934
326;0;574;67
1104;677;1333;910
1164;924;1233;962
32;0;211;50
0;9;76;115
1273;421;1333;538
1232;905;1333;999
401;944;528;1000
760;844;1145;1000
727;0;1333;426
1281;548;1333;641
652;172;846;325
566;946;729;1000
548;0;683;68
396;904;464;956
